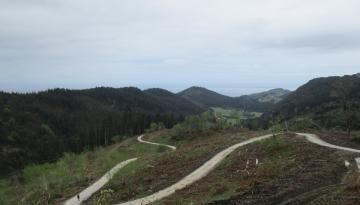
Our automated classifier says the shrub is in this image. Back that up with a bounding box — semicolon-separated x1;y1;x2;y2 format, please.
111;135;126;143
169;111;241;140
95;189;114;205
259;137;288;153
351;132;360;143
288;117;321;131
343;170;360;190
156;145;168;153
145;122;165;133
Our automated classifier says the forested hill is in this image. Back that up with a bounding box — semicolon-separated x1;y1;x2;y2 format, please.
0;87;203;173
177;86;233;108
249;88;291;103
177;86;273;112
143;88;202;113
270;74;360;130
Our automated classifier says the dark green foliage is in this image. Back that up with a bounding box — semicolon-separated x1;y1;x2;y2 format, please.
145;122;165;133
0;87;203;173
177;86;272;112
156;145;168;153
170;111;228;140
253;74;360;131
351;132;360;143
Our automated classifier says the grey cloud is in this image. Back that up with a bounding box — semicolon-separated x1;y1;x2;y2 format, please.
0;0;359;95
260;31;360;50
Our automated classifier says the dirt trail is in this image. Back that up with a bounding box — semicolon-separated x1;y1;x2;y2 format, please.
297;133;360;153
116;133;360;205
63;135;176;205
116;134;274;205
63;158;138;205
65;132;360;205
137;135;177;150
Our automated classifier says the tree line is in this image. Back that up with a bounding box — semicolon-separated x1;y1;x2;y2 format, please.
0;87;200;174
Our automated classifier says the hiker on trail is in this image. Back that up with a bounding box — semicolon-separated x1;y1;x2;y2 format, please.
77;194;80;201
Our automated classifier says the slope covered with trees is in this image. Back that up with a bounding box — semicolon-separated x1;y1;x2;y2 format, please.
249;88;291;103
260;74;360;132
177;86;232;108
177;86;272;112
0;87;203;173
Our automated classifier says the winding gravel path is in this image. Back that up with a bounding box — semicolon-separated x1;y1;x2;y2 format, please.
64;158;138;205
137;135;177;150
65;132;360;205
116;133;360;205
296;133;360;153
63;135;176;205
116;134;274;205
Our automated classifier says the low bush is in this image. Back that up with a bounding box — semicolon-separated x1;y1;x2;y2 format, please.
170;111;230;140
95;188;114;205
351;132;360;143
156;145;168;153
343;170;360;190
145;122;165;133
258;137;288;153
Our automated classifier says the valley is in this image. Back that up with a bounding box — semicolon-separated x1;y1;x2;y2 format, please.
2;1;360;204
0;74;360;205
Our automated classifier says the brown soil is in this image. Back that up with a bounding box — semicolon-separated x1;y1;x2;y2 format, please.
314;131;360;150
85;131;360;205
189;133;360;205
85;129;261;204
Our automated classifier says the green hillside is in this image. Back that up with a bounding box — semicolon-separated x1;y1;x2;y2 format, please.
0;87;203;174
177;86;233;108
178;86;272;112
249;88;291;103
264;74;360;132
3;118;359;204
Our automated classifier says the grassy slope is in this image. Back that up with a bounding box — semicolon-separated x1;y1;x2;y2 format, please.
89;130;359;205
85;129;266;204
157;134;359;204
0;138;160;205
2;129;360;205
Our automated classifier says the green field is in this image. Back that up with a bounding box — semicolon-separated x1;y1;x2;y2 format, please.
211;107;263;125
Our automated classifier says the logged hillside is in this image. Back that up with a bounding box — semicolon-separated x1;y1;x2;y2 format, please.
249;88;291;103
0;87;203;173
271;74;360;130
178;86;272;112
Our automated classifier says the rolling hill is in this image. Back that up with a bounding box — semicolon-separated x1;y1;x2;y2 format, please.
0;87;204;173
1;76;360;205
249;88;291;103
177;86;232;108
270;74;360;130
177;86;273;112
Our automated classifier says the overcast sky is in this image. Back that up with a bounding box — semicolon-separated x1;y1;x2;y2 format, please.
1;0;359;96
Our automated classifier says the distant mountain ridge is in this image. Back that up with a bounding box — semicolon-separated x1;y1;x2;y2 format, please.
249;88;291;103
0;85;295;173
0;87;204;173
177;86;274;112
